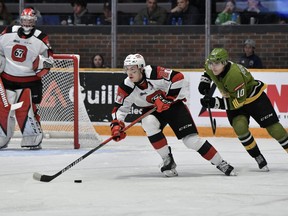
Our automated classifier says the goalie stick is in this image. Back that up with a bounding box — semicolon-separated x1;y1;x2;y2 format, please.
33;107;157;182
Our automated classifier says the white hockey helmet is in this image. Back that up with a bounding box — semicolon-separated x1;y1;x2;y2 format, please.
20;8;37;33
123;54;146;69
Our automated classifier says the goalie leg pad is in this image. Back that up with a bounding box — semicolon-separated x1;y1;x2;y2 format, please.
0;89;17;148
15;89;43;148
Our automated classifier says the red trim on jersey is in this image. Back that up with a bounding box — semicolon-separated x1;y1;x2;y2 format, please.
36;68;49;77
1;72;41;83
171;72;184;83
156;66;170;79
151;137;167;150
115;87;129;104
48;50;53;58
202;146;217;160
111;107;118;114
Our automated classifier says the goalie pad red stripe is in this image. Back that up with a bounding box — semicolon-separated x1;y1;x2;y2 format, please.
0;78;10;135
0;106;10;135
15;89;32;133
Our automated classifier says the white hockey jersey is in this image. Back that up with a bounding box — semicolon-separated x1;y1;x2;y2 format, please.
0;25;53;82
112;65;187;121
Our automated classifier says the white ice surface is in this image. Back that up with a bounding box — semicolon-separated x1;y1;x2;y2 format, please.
1;136;288;216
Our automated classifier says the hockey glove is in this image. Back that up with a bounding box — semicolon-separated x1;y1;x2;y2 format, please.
198;73;212;95
200;95;225;109
110;120;127;142
153;95;172;113
146;90;173;113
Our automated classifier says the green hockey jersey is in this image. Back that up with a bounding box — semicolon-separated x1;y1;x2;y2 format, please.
204;61;266;110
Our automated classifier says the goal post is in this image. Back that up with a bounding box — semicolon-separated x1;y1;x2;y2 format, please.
38;54;102;149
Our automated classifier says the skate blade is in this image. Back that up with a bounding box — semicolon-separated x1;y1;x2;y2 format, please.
163;169;178;177
260;165;269;172
229;170;238;176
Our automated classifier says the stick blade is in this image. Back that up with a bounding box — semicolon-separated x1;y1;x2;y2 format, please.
33;172;54;182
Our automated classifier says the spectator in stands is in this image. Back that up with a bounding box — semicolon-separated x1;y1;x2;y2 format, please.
167;0;200;25
238;39;263;68
91;54;106;68
215;0;240;25
134;0;167;25
62;0;94;25
170;0;217;25
240;0;269;24
0;0;13;25
100;0;128;25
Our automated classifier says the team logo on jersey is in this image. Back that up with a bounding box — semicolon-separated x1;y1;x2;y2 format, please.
11;44;27;62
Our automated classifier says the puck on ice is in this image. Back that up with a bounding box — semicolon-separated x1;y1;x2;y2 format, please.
74;180;82;183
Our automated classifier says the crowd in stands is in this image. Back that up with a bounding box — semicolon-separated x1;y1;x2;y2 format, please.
2;0;287;26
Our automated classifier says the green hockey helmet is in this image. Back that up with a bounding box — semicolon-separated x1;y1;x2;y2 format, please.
208;48;229;63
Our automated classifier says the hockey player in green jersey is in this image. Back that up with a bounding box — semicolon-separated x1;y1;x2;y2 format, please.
198;48;288;171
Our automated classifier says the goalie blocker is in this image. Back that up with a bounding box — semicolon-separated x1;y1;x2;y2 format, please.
0;88;43;149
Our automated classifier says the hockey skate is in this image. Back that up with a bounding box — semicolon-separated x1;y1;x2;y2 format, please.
255;154;269;171
0;143;8;149
160;146;178;177
216;160;237;176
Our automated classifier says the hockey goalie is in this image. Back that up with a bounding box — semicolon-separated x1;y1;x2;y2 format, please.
0;7;54;150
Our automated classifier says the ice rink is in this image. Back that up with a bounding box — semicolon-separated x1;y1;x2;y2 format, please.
1;136;288;216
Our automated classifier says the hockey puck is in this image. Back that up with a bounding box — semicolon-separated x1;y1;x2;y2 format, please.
74;180;82;183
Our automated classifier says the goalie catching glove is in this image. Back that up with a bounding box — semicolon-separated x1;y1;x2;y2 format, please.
33;55;54;77
146;90;173;113
200;95;226;109
110;120;127;142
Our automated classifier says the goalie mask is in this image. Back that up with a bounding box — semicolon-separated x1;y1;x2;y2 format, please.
20;8;37;34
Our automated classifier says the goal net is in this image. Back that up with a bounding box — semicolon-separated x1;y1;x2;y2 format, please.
38;54;102;149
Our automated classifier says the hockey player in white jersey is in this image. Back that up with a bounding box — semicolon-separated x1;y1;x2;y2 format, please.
0;7;54;150
110;53;237;177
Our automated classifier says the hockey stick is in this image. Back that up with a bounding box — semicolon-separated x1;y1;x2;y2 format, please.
204;89;216;135
33;107;157;182
207;103;216;135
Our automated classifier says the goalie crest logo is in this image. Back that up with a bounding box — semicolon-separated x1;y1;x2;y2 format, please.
12;44;27;62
